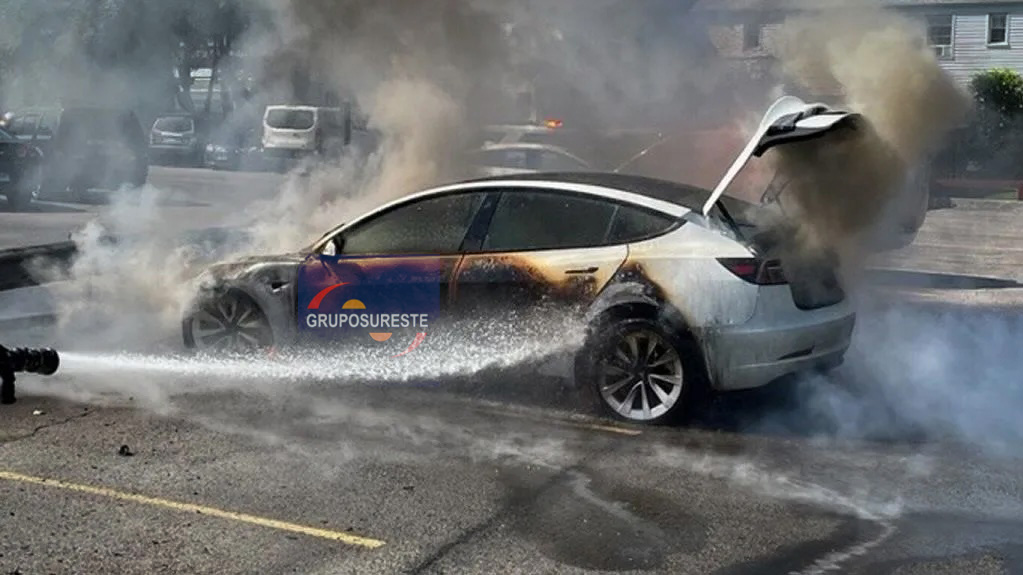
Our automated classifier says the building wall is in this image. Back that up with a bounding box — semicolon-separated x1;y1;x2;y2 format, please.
702;3;1023;91
935;9;1023;84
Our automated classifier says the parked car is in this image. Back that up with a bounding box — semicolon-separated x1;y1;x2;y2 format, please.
4;106;148;201
149;114;201;166
204;127;263;171
0;127;44;211
261;103;377;171
468;142;595;177
180;97;862;425
262;105;346;161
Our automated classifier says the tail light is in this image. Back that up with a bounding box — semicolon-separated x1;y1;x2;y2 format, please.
717;257;787;285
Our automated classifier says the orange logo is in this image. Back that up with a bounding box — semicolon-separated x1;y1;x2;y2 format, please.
342;299;392;342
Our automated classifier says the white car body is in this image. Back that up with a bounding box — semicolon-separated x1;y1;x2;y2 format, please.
262;105;346;158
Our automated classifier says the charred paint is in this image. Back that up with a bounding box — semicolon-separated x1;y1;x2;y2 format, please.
451;247;628;319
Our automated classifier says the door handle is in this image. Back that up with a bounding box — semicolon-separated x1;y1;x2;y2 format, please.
564;267;598;275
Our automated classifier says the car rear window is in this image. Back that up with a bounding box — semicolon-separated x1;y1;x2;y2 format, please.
266;109;315;130
153;116;193;133
607;205;677;243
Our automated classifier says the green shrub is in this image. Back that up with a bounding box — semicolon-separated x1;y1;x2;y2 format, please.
970;68;1023;116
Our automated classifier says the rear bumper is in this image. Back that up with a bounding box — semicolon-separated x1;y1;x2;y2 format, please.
702;296;856;391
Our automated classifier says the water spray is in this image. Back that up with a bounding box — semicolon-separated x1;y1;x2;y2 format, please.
0;345;60;405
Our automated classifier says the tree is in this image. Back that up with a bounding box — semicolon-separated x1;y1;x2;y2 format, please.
960;68;1023;177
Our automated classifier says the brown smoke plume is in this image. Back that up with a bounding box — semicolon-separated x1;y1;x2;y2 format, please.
767;5;971;258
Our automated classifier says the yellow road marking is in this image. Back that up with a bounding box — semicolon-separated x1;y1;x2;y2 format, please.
0;470;385;549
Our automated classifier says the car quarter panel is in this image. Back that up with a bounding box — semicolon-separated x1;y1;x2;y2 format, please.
611;223;760;331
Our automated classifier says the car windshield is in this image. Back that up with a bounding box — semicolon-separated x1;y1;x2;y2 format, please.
266;109;315;130
153;116;193;133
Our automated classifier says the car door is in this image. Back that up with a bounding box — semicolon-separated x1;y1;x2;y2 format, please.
294;190;492;353
451;188;629;323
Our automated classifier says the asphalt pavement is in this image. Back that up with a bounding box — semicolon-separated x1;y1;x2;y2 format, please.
0;294;1022;574
0;166;283;251
2;168;1023;573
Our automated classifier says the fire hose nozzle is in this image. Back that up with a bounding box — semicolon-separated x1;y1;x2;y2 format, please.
5;347;60;376
1;346;61;405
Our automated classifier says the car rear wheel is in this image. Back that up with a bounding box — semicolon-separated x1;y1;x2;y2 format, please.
578;316;706;425
6;166;41;211
183;291;274;354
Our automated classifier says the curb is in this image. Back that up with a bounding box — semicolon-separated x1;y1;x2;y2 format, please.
0;241;78;292
0;240;77;262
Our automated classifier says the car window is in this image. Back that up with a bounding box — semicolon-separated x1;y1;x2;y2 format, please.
153;116;193;133
481;191;616;252
266;109;315;130
7;115;39;140
607;205;678;244
340;192;486;256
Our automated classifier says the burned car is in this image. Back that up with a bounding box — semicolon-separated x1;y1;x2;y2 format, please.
180;97;862;425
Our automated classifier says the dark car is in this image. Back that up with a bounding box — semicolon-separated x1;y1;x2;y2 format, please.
204;126;262;171
0;127;44;210
4;106;149;201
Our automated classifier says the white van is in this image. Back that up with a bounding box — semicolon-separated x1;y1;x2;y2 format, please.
262;105;348;159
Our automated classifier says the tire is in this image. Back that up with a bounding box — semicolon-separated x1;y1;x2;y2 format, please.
182;290;274;354
5;187;30;211
68;182;89;203
576;315;708;425
5;166;38;211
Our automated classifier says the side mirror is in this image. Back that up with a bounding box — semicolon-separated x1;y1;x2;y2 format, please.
321;234;344;256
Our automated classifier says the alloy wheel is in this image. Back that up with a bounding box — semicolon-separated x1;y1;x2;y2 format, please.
596;328;684;422
188;293;272;352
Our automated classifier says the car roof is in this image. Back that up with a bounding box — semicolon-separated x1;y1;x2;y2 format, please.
266;105;326;111
479;142;575;153
310;172;741;253
454;172;716;211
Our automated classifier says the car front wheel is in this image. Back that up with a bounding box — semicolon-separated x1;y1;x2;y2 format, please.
182;291;274;354
578;316;706;425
